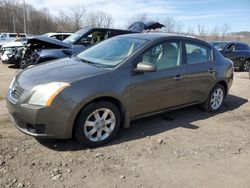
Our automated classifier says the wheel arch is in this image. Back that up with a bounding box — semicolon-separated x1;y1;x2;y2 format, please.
71;96;127;137
216;80;228;96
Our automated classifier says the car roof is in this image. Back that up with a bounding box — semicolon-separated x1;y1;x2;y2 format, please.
118;33;210;45
77;27;137;34
211;41;248;45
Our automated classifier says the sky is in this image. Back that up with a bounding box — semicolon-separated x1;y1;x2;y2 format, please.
26;0;250;32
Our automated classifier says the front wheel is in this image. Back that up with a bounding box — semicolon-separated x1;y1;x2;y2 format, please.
74;101;121;147
202;84;225;113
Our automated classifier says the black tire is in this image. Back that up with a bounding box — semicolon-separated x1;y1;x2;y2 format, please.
74;101;121;148
240;60;250;72
201;83;225;113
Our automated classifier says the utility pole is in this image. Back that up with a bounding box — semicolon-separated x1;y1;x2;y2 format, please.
13;14;16;33
23;0;27;34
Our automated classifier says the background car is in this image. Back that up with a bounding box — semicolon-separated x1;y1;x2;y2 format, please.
211;41;250;71
0;41;25;63
7;33;233;147
0;33;27;47
17;21;165;68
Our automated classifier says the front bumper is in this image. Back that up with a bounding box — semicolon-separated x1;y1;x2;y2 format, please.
6;93;73;139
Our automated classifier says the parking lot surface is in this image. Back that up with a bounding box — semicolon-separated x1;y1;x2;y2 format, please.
0;63;250;188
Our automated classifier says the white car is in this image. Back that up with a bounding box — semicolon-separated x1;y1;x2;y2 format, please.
0;33;27;46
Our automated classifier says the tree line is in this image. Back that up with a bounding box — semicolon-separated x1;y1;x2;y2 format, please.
0;0;242;42
0;0;113;34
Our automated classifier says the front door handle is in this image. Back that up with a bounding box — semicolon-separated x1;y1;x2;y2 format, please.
208;68;216;73
173;75;182;81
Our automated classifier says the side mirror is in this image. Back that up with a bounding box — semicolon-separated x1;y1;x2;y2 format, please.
134;61;157;73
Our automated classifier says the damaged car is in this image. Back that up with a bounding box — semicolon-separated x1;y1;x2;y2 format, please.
17;21;165;68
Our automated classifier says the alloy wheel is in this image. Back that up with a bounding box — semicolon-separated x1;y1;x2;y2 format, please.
84;108;116;142
243;60;250;71
210;88;224;110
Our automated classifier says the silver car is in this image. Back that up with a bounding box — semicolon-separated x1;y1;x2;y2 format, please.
7;33;234;147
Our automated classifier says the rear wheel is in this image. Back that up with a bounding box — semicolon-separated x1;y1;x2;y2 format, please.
240;60;250;72
202;84;225;112
74;101;121;147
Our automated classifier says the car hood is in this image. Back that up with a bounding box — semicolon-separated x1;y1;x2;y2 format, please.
128;21;165;33
16;57;110;90
27;36;71;49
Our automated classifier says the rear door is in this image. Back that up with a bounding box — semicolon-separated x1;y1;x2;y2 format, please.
131;40;185;117
183;41;216;104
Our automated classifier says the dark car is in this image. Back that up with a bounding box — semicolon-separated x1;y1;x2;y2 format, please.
211;41;250;71
7;34;233;147
17;21;165;68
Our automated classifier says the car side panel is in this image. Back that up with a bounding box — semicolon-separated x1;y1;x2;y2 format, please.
131;66;185;117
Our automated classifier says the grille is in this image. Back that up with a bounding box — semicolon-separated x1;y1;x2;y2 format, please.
10;85;24;101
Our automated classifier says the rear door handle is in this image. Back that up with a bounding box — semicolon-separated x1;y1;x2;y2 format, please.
208;68;216;73
173;75;182;81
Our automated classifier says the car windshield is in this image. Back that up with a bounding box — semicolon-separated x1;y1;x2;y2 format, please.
211;42;227;51
76;37;147;68
63;29;89;44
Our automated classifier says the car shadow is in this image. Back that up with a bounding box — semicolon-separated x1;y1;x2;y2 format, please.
8;65;18;69
37;94;248;151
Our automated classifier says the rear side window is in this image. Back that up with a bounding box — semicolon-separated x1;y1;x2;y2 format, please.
236;43;249;50
185;42;212;64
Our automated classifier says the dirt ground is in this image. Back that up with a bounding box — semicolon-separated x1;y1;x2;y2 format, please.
0;63;250;188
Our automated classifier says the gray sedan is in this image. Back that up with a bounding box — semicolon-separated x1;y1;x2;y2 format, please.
7;34;234;147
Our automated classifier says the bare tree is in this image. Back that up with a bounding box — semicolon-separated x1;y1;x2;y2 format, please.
56;11;75;32
197;24;207;40
210;25;220;40
162;17;176;33
221;23;231;39
0;0;56;34
85;11;113;28
186;26;195;36
67;5;85;31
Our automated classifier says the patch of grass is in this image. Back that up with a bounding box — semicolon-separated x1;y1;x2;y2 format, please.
0;96;4;100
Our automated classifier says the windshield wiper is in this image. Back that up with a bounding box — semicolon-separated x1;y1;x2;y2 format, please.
75;57;104;68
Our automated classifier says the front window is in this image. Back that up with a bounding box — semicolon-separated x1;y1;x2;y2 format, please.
142;41;182;70
76;37;147;68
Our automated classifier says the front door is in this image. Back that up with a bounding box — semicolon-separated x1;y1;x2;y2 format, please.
131;41;185;117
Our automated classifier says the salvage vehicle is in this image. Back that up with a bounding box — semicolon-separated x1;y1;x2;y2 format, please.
0;41;25;63
211;41;250;71
17;21;165;68
7;33;233;147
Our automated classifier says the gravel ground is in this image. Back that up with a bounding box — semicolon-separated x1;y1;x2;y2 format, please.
0;63;250;188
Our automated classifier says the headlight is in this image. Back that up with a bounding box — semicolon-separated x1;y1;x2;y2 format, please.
28;82;70;107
